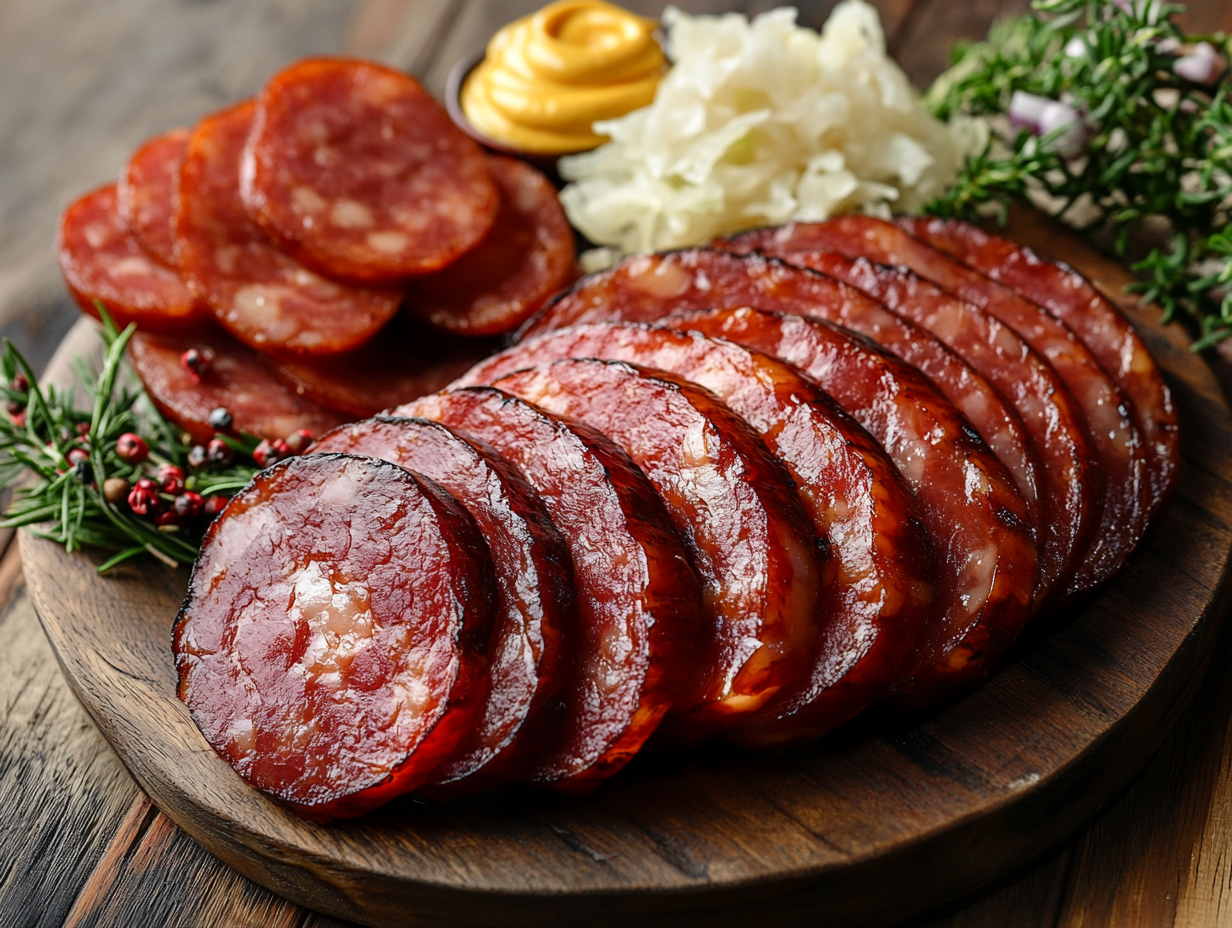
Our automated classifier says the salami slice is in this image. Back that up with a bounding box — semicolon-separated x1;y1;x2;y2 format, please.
457;324;935;744
407;156;577;336
128;328;345;444
750;217;1148;600
484;359;823;739
273;316;501;418
897;216;1180;527
57;184;201;333
670;308;1037;705
311;416;575;793
177;101;402;356
174;453;496;820
117;128;189;267
720;240;1095;610
397;388;703;792
242;58;498;282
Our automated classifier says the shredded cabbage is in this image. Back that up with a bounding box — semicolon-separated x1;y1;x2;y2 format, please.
559;2;984;269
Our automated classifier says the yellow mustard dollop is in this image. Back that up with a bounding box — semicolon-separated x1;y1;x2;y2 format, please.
460;0;665;155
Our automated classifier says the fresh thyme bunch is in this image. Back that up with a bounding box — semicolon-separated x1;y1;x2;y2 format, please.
0;314;261;573
926;0;1232;349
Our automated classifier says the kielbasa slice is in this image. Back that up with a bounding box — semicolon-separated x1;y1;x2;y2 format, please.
396;387;703;792
457;323;935;744
670;308;1037;705
242;58;498;282
118;128;189;268
272;316;501;418
128;328;345;444
482;359;823;739
57;184;201;333
311;416;575;793
407;156;577;336
177;101;403;356
721;240;1095;610
897;215;1179;528
174;453;496;820
753;217;1147;600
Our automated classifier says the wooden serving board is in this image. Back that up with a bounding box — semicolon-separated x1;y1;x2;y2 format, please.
23;214;1232;928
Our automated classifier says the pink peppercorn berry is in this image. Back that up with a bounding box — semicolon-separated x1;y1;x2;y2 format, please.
284;429;314;455
205;439;233;467
116;432;149;464
203;495;228;518
127;478;160;515
157;464;186;495
174;491;204;519
253;438;293;468
179;347;214;382
67;448;90;467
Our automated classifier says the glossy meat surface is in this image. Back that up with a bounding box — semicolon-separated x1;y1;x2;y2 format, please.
458;323;935;744
174;454;496;820
671;308;1037;704
117;128;189;268
724;240;1095;608
397;387;703;791
487;359;823;738
242;58;497;282
757;217;1147;599
408;156;576;336
177;101;402;355
57;184;201;333
311;416;575;793
898;215;1179;528
128;328;345;444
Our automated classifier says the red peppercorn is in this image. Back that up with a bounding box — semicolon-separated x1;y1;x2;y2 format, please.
67;447;90;467
11;373;28;392
116;432;149;464
179;347;214;382
157;464;186;495
127;481;159;516
253;438;294;468
155;510;180;528
187;445;207;469
284;429;314;455
203;495;228;518
10;411;25;428
76;421;91;437
6;400;23;416
206;439;233;467
174;491;204;518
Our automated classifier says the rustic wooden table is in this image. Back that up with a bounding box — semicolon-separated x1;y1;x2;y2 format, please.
3;0;1232;925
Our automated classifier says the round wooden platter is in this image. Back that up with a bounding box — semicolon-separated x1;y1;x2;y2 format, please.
23;212;1232;928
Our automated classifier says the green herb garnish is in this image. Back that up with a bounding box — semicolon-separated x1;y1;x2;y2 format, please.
927;0;1232;349
0;311;260;572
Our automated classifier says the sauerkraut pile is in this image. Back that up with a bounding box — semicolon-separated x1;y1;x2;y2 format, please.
559;1;983;268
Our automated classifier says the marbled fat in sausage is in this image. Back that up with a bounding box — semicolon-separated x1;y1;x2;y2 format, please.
408;156;577;336
174;454;496;820
177;101;403;356
242;58;497;282
117;128;189;268
397;388;703;792
310;416;575;793
457;323;935;744
57;184;201;333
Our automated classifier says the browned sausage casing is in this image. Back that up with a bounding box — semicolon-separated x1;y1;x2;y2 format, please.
457;323;935;744
174;454;496;821
310;416;576;793
483;358;824;740
669;308;1037;705
897;216;1179;529
396;387;703;792
750;217;1146;601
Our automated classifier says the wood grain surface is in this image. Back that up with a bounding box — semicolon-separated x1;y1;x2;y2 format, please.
3;0;1232;926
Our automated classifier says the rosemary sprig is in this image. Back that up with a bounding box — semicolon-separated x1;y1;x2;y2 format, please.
926;0;1232;349
0;312;260;573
